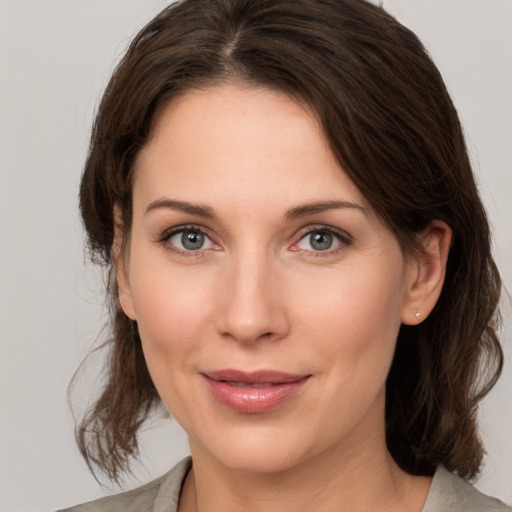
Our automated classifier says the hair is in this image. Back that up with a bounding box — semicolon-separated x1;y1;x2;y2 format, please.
75;0;502;484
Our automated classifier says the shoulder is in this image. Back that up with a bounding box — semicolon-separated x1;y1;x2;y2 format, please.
56;457;192;512
423;466;510;512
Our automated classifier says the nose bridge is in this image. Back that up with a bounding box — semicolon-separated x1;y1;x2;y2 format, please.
216;246;288;344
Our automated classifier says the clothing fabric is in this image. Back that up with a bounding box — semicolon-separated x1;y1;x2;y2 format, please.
58;457;510;512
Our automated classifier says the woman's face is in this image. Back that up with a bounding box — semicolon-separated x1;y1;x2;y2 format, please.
118;84;419;473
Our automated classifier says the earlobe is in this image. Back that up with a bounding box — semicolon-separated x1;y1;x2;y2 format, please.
113;204;137;320
401;220;452;325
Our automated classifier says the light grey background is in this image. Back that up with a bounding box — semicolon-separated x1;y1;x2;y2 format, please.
0;1;510;511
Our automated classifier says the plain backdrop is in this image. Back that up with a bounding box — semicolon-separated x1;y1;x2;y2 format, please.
0;1;510;511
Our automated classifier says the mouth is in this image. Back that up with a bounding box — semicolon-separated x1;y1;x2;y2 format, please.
224;382;277;388
201;369;311;413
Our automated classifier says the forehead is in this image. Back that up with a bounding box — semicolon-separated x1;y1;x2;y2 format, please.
134;84;368;212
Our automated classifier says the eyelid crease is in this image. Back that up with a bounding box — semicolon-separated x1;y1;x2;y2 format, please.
296;225;353;243
155;222;353;259
156;224;220;258
158;224;214;243
289;225;354;256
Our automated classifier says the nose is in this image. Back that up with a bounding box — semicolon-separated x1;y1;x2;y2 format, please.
214;253;290;345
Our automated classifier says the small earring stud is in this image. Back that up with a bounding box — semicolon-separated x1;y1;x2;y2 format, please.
415;312;421;320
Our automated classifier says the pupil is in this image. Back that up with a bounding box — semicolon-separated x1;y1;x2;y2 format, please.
311;232;332;251
182;230;204;250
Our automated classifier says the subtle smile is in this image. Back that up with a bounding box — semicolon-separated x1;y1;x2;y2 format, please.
201;370;311;413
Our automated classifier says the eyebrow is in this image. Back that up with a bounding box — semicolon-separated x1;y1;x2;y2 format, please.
284;200;367;220
144;198;366;220
145;198;217;219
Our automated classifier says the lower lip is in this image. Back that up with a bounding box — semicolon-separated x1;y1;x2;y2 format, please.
202;375;310;413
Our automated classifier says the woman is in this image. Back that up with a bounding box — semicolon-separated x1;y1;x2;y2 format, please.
62;0;508;510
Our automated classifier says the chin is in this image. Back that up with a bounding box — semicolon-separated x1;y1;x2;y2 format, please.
216;448;303;475
191;423;318;475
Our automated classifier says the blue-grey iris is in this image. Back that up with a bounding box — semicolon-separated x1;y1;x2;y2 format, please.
310;231;333;251
182;230;205;250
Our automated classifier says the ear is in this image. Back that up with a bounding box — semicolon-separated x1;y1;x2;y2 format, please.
401;220;452;325
112;204;136;320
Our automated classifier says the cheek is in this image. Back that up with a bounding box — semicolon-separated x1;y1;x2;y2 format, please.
129;265;213;421
293;256;406;391
291;262;406;435
297;261;405;340
128;252;216;374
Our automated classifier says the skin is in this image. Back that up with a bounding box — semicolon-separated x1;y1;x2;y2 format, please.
115;84;451;512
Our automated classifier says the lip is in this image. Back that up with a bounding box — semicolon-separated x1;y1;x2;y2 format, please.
201;369;311;413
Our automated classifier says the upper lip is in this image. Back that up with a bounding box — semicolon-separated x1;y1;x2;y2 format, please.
202;369;310;384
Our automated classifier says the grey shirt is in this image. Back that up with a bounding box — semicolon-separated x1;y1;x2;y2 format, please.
58;457;510;512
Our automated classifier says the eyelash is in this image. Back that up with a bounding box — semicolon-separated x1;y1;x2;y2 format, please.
158;224;219;258
157;224;353;258
292;225;353;257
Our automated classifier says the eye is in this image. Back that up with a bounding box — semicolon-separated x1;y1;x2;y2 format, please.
299;231;336;251
293;227;351;254
162;226;217;253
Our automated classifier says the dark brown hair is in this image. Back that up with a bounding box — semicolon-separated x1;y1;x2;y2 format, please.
76;0;502;483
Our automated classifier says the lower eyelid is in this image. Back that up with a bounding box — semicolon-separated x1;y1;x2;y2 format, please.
291;227;352;254
158;226;223;255
157;225;351;255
